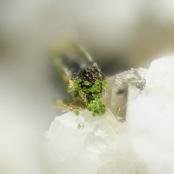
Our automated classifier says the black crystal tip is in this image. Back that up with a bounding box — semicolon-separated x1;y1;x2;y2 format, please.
78;63;104;84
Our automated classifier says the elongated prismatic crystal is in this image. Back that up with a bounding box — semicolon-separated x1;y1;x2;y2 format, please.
52;43;146;120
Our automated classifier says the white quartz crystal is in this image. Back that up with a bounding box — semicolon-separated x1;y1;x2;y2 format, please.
127;55;174;174
45;110;140;174
46;56;174;174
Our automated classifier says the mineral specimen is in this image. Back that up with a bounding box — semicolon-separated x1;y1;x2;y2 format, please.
46;55;174;174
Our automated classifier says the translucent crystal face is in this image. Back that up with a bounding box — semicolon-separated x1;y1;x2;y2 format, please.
103;68;146;121
52;43;94;81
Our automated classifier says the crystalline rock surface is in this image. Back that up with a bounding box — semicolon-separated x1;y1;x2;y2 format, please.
45;56;174;174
